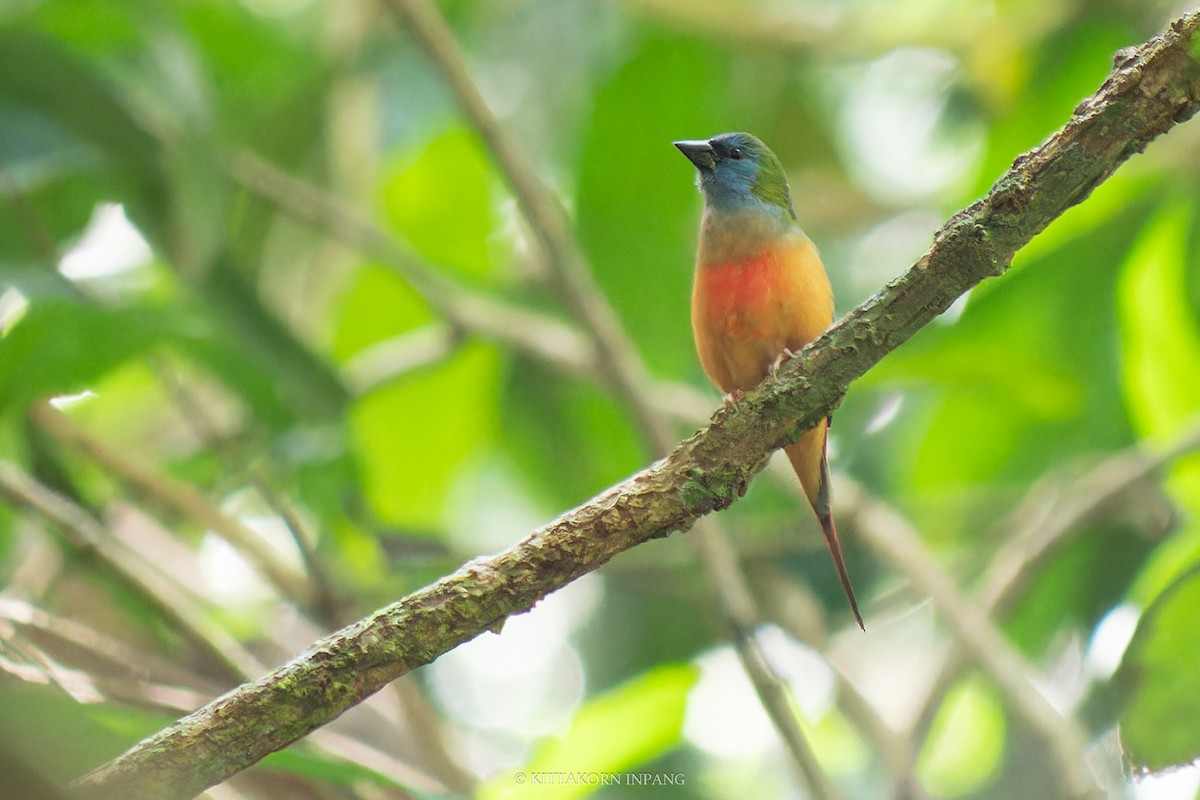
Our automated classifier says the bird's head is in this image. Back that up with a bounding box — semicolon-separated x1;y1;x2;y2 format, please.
674;132;796;220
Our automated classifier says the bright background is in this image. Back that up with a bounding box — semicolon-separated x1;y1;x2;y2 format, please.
2;0;1200;798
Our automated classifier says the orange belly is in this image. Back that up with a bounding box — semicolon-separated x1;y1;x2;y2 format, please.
691;233;834;503
691;234;833;394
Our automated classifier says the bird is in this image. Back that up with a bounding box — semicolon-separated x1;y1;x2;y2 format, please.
675;132;863;630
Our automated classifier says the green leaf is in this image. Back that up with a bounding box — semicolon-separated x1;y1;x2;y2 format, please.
1118;200;1200;443
195;254;350;423
378;128;499;279
329;262;432;363
0;297;173;413
350;340;501;531
1118;200;1200;604
260;745;424;793
1006;528;1153;657
1129;520;1200;608
479;663;698;800
575;32;737;382
0;31;168;241
1116;567;1200;771
916;674;1005;796
25;0;143;55
0;683;170;783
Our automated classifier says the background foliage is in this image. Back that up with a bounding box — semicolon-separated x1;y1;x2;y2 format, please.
2;0;1200;798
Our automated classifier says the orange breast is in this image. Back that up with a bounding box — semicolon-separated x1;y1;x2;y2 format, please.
691;234;833;394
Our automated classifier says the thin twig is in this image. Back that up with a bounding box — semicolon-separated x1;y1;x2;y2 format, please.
0;598;216;712
701;519;846;800
380;0;661;437
224;149;602;377
342;323;462;394
151;364;345;622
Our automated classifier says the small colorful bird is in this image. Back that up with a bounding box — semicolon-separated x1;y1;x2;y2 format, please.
676;132;863;630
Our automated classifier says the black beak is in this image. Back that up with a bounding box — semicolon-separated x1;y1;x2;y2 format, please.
674;139;716;171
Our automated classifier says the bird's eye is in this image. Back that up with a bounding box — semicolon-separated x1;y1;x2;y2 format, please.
729;147;744;160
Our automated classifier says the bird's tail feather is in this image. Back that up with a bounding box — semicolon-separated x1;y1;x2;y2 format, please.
813;458;864;630
786;425;864;630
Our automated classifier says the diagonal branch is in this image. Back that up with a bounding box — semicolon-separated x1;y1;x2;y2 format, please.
69;12;1200;800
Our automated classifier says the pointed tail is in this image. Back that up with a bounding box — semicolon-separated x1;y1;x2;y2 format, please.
785;425;864;630
813;479;864;630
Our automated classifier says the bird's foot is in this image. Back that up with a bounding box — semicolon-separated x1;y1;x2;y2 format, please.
769;347;799;378
724;388;747;407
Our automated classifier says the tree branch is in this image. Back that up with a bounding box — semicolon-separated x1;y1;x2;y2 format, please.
70;12;1200;800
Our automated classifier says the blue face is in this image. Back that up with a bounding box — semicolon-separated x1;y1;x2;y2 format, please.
702;134;766;209
674;132;793;218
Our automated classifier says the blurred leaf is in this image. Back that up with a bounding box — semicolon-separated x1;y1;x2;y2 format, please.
178;0;328;136
0;31;168;242
916;674;1005;796
1119;200;1200;604
804;708;868;776
1005;526;1153;656
261;744;414;792
1116;567;1200;771
330;262;432;362
350;341;501;532
1129;521;1200;609
24;0;143;55
479;663;698;800
194;253;350;423
0;110;108;262
379;127;500;279
500;357;644;510
0;298;173;412
576;31;735;381
0;684;168;783
1118;200;1200;441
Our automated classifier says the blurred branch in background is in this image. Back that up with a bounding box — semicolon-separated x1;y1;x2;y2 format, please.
903;417;1200;751
0;459;464;797
28;402;314;607
848;486;1100;799
0;459;264;680
224;150;603;387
